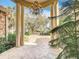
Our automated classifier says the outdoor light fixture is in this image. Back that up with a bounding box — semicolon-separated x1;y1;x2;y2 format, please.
30;1;43;15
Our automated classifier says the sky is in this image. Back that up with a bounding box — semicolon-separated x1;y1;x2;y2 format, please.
0;0;62;16
0;0;16;7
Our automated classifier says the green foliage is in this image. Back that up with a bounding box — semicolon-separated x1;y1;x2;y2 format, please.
0;33;16;53
25;14;50;34
49;0;79;59
8;33;16;44
49;20;79;59
25;32;30;35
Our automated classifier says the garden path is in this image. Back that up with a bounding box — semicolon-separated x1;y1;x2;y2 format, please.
0;35;61;59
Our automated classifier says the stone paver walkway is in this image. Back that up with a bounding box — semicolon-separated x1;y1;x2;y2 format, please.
0;35;62;59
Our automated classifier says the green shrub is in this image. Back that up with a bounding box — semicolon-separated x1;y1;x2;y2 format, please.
0;33;16;53
8;33;16;45
25;32;30;35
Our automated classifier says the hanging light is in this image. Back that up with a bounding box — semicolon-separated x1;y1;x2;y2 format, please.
30;1;43;15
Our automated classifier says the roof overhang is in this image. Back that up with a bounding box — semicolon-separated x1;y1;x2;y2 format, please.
12;0;58;8
0;6;7;13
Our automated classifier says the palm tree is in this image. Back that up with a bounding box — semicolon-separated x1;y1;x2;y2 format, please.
49;0;79;59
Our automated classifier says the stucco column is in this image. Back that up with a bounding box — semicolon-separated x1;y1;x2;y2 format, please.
50;4;57;29
16;3;21;47
20;5;24;46
5;15;8;41
57;3;59;26
54;3;59;26
50;4;54;40
53;3;59;39
50;4;54;28
50;3;58;40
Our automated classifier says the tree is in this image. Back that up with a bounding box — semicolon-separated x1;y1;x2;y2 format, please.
49;0;79;59
25;14;50;34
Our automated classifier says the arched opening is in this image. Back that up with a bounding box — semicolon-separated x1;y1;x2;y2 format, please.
23;6;51;45
14;0;59;47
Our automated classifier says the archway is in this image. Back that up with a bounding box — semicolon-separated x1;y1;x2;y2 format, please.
12;0;59;47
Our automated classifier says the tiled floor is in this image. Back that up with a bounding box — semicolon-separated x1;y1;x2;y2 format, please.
0;35;62;59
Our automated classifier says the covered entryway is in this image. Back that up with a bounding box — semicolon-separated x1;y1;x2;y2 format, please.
0;0;61;59
12;0;59;47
